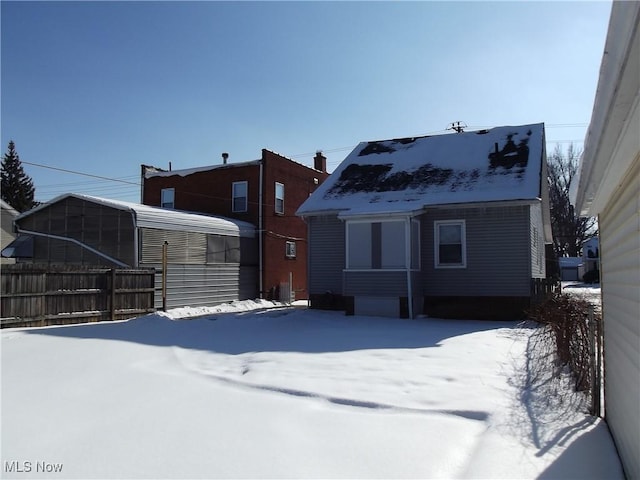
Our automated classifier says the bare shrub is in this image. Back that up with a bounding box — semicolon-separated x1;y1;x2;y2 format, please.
528;293;599;393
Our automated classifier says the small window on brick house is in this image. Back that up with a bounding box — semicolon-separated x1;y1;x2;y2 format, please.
232;181;248;213
275;182;284;214
161;188;175;209
285;241;296;259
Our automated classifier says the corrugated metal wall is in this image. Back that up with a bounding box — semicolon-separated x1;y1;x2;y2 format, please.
140;228;207;264
308;215;345;295
421;205;532;297
18;197;136;266
143;263;258;310
600;157;640;480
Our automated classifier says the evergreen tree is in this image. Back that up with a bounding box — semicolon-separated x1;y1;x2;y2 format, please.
1;141;36;212
547;143;597;258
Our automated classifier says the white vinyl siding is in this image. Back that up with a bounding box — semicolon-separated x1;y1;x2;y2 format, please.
599;157;640;480
435;220;466;268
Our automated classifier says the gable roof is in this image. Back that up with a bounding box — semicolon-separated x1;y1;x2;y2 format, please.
17;193;256;238
297;123;546;218
1;199;19;217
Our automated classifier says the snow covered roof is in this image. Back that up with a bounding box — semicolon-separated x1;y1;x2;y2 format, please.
17;194;256;238
297;123;546;217
144;160;261;179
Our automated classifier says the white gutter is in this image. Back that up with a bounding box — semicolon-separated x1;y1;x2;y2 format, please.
405;216;414;319
258;160;264;298
17;228;129;268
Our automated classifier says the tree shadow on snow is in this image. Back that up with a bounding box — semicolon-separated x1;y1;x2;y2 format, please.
18;308;516;355
505;324;624;478
537;420;624;479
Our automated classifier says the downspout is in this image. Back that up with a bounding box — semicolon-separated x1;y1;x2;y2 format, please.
258;159;264;298
405;216;414;319
17;228;129;268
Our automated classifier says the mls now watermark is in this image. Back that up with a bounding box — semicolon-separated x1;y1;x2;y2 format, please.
4;460;64;474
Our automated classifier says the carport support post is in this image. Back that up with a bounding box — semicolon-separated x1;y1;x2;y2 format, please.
162;241;168;312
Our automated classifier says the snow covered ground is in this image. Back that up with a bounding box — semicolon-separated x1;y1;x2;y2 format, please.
1;297;623;479
561;282;602;306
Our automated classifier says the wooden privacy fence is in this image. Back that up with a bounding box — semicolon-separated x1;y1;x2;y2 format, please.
531;277;561;305
1;264;156;328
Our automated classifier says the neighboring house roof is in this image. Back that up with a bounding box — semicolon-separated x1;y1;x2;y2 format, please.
144;160;261;179
143;148;320;180
1;199;19;216
296;123;546;218
559;257;583;268
16;193;256;238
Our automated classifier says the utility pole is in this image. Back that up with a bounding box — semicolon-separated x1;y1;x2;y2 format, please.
447;121;467;133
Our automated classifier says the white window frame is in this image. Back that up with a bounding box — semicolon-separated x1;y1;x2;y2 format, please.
345;218;420;271
232;181;248;213
275;182;285;214
285;240;296;259
161;188;175;209
434;220;466;268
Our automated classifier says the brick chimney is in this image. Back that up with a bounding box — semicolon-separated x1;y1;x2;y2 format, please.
314;151;326;172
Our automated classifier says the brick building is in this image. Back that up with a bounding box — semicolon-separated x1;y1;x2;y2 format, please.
142;149;329;301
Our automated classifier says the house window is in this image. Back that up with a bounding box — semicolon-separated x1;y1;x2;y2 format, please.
232;181;248;213
285;241;296;259
161;188;175;209
435;220;466;268
346;219;419;270
347;222;372;268
275;182;284;214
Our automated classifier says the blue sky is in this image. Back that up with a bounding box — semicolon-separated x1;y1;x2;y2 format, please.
1;1;612;204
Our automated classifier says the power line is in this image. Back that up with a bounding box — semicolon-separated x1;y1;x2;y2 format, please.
22;161;140;186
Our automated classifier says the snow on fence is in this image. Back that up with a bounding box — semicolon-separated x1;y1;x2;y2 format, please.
1;264;156;328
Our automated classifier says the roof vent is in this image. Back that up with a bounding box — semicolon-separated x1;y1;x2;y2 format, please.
222;152;229;164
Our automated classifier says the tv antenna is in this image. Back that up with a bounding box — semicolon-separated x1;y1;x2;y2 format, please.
447;121;467;133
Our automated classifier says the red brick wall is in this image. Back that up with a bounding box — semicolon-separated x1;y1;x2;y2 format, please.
142;163;261;226
142;151;329;300
261;150;329;300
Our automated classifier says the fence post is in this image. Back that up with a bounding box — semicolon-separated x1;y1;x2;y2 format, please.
162;241;168;312
109;269;116;321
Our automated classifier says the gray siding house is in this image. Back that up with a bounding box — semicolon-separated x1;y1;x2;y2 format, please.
297;123;552;319
571;2;639;477
7;194;258;309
